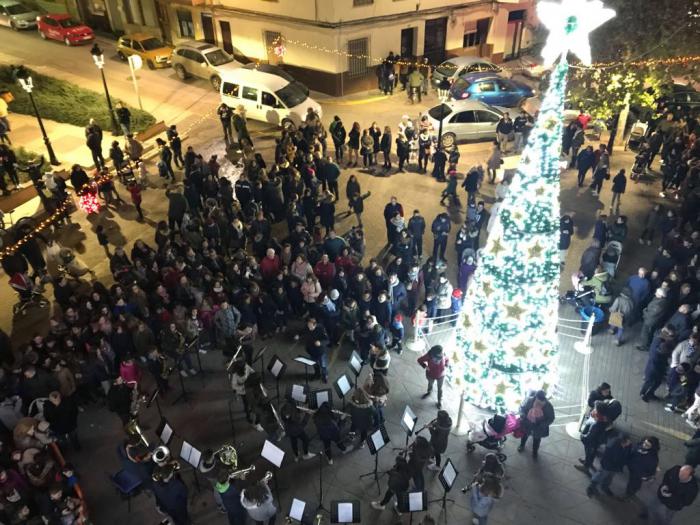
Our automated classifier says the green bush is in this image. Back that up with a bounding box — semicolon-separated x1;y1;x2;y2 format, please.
13;147;51;183
0;66;156;132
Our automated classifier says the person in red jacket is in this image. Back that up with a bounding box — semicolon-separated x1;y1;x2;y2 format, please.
260;248;281;281
314;253;336;289
417;345;449;409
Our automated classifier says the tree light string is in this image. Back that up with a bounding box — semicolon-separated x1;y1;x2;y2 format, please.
0;199;70;259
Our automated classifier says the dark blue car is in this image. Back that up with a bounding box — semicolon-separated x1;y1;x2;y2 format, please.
449;72;535;108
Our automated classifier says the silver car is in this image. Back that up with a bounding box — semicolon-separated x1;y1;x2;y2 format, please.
426;100;506;148
172;41;241;90
0;0;38;30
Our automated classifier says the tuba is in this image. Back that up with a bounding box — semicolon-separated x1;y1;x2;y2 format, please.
152;446;181;482
124;418;149;448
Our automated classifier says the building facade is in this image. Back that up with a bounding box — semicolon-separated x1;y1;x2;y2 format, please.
116;0;539;95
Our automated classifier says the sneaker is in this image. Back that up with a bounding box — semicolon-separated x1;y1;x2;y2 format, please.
421;392;432;399
303;452;316;460
646;240;652;246
294;455;300;463
428;463;441;471
371;501;385;511
189;368;198;376
472;518;480;525
359;442;366;449
180;370;189;378
255;424;264;432
199;348;208;354
659;192;666;197
327;458;334;465
574;464;590;475
638;238;644;245
517;445;524;453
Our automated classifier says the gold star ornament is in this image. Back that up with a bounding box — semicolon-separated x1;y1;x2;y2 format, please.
513;342;530;358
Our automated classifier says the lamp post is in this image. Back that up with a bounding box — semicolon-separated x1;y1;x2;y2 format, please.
12;66;59;166
90;43;120;135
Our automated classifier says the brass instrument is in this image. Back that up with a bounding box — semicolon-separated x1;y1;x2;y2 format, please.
158;354;172;380
152;446;181;482
124;418;149;448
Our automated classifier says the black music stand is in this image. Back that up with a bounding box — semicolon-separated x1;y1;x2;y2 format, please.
398;491;428;524
267;355;287;405
179;440;202;493
294;356;316;386
316;451;330;516
430;458;457;521
288;498;311;524
253;345;268;379
287;384;309;405
330;500;361;524
309;388;332;410
359;425;389;494
171;355;190;406
347;351;362;383
398;405;418;452
186;336;205;384
146;387;163;419
261;439;285;502
156;418;173;446
333;374;353;412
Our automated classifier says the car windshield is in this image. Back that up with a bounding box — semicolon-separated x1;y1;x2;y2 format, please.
6;4;30;14
428;104;453;120
205;49;233;66
275;82;308;108
59;18;81;28
140;38;165;51
436;60;458;77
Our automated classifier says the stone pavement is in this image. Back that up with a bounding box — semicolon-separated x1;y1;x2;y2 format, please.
0;104;699;524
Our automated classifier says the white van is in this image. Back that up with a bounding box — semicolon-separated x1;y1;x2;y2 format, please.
220;64;322;128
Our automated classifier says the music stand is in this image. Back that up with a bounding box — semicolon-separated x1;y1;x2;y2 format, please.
398;491;428;525
171;355;190;406
288;498;310;524
430;458;457;519
179;440;202;492
399;405;417;451
267;355;287;405
253;345;268;379
156;418;173;445
330;500;361;524
261;439;285;502
347;351;362;382
288;384;309;404
146;387;163;419
309;388;332;410
359;426;389;494
186;336;205;383
294;356;316;386
333;374;353;412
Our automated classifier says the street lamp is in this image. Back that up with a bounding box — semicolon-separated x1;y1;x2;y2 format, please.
90;43;120;135
12;66;59;166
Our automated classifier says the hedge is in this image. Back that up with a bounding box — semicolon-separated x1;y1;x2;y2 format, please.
0;66;156;133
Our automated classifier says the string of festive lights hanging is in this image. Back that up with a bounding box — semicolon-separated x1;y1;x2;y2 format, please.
0;199;70;260
269;35;700;73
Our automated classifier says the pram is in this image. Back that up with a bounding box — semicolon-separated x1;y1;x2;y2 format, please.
466;413;519;463
631;148;650;182
9;272;49;316
625;120;648;152
601;241;623;278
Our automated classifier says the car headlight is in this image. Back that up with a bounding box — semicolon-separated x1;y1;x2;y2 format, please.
156;56;168;62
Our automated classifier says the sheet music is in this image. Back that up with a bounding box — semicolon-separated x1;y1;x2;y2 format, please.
316;390;329;406
402;406;415;433
337;502;353;522
188;446;201;469
270;360;283;377
262;440;285;467
290;498;305;521
291;385;306;403
295;356;316;366
349;354;361;372
409;492;423;512
180;441;192;462
442;462;456;487
160;423;173;444
371;430;384;451
337;375;351;395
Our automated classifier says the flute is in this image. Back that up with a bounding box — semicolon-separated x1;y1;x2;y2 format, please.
415;418;437;435
296;405;350;418
225;345;243;372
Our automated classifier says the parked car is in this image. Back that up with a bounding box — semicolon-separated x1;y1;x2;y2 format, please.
425;100;509;148
666;84;700;119
241;63;310;97
220;66;321;129
0;0;38;30
117;33;173;69
432;56;511;89
172;40;241;90
37;14;94;46
449;73;535;108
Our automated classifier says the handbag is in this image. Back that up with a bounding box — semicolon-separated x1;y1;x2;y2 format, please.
609;311;624;328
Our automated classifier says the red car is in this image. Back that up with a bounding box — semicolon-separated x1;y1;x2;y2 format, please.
37;14;93;46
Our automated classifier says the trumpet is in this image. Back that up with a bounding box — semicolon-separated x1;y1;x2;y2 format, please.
229;465;256;480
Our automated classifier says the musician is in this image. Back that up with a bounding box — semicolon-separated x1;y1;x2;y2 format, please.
312;402;348;464
152;468;189;525
370;344;391;376
256;400;284;442
301;317;330;383
230;359;255;422
363;373;390;427
428;410;452;471
244;372;267;432
407;435;433;491
146;347;170;394
370;455;411;511
107;376;133;425
160;322;197;378
241;475;277;525
216;469;247;525
348;389;374;447
118;435;153;490
199;450;224;513
280;403;315;461
417;345;449;409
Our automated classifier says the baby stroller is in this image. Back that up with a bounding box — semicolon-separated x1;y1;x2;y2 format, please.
118;162;137;186
466;413;519;462
625;121;648;152
630;148;650;182
601;241;623;278
9;272;49;316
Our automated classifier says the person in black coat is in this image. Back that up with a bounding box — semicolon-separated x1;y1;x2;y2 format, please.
576;146;596;187
380;126;392;170
645;465;698;521
313;402;347;462
348;389;374;446
587;382;612;410
431;212;451;262
587;433;632;497
280;403;314;461
396;133;409;172
152;474;190;525
428;410;452;469
383;197;403;246
299;317;330;382
43;391;80;450
640;325;676;401
408;210;426;259
623;436;660;499
574;404;608;474
517;390;555;459
318;192;335;236
610;169;627;213
371;455;410;510
462;167;481;205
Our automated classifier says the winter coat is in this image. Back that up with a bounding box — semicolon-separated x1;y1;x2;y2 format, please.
429;416;453;454
348;398;374;432
657;465;698;511
436;280;453;310
559;217;574;250
431;214;451;238
600;436;632;472
609;292;634;325
241;485;277;521
166;191;187;220
43;398;78;434
581;272;612;304
518;396;555;439
684;431;700;467
626;275;651;306
612;172;627;193
642;297;669;328
417;353;449;380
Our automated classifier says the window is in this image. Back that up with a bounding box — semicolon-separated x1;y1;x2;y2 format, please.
242;86;258;102
176;9;194;38
476;110;500;123
496;80;511;91
463;32;482;48
187;50;205;63
347;37;369;78
43;18;58;27
477;81;495;92
265;31;282;62
353;0;374;5
222;83;240;97
451;111;476;124
261;92;279;108
121;38;132;48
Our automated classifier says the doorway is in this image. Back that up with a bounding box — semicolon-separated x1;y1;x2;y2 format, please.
154;0;171;43
423;17;447;64
220;20;233;54
400;27;416;58
506;10;526;59
201;13;215;45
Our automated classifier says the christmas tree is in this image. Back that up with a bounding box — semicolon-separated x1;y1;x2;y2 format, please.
450;0;615;413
